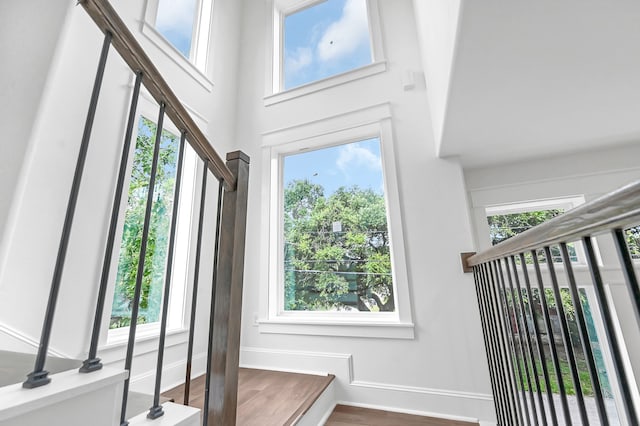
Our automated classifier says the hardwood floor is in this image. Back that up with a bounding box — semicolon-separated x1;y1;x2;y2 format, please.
163;370;477;426
162;368;334;426
325;405;478;426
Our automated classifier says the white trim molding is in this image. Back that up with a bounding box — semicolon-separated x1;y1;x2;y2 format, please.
264;61;387;106
0;322;71;359
258;318;414;339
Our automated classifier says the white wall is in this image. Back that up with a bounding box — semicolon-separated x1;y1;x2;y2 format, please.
235;0;493;422
0;0;74;281
411;0;461;155
0;0;244;395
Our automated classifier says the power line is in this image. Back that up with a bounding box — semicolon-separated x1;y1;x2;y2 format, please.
285;268;392;277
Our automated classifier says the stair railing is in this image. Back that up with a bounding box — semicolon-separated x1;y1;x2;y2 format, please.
22;1;249;425
467;180;640;426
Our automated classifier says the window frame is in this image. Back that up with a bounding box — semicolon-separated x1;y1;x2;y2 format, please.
484;196;590;265
258;105;413;339
141;0;215;91
265;0;387;103
101;91;202;347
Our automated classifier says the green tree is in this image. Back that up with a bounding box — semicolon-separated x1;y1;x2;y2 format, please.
626;226;640;259
110;117;179;328
488;209;578;263
488;210;563;246
284;179;394;312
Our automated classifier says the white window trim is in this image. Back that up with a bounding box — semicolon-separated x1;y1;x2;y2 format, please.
265;0;386;101
484;196;593;266
265;61;387;107
101;87;203;347
258;103;414;339
141;0;214;92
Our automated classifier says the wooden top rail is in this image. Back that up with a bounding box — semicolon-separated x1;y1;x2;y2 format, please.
79;0;236;191
468;179;640;266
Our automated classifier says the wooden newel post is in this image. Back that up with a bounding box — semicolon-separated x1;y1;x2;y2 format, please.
207;151;250;425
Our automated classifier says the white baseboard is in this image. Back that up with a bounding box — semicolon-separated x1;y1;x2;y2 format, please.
334;401;479;424
240;346;496;423
0;322;70;358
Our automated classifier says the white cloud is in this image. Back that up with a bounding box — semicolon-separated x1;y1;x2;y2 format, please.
317;0;369;63
155;0;197;34
336;143;381;174
285;47;313;75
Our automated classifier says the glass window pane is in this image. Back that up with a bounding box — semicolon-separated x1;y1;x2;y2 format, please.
110;117;180;329
283;0;372;90
282;138;394;312
625;225;640;260
156;0;198;58
487;209;578;263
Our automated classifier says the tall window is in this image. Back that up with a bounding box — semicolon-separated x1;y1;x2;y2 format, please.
156;0;199;57
282;138;394;312
110;117;180;329
282;0;373;90
151;0;213;70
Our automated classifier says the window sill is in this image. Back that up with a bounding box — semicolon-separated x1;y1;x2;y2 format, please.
141;21;214;92
264;61;387;107
257;317;414;339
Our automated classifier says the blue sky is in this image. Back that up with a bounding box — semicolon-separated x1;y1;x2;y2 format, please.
284;0;372;89
154;0;371;85
284;138;384;196
156;0;197;57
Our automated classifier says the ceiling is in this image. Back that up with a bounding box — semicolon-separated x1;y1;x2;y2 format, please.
436;1;640;168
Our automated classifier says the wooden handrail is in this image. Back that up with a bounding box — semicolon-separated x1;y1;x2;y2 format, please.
468;179;640;266
79;0;236;191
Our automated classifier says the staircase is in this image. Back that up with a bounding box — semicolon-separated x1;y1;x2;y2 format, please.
0;0;248;424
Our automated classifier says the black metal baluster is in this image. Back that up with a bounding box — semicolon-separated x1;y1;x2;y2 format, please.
203;180;224;426
584;236;639;426
612;228;640;325
485;262;513;424
183;158;209;406
147;131;187;419
494;259;529;425
498;259;532;426
560;243;609;425
510;256;545;426
492;260;525;425
479;263;510;424
532;252;571;424
473;266;499;424
24;31;113;389
81;71;142;374
544;246;589;425
119;103;166;426
520;253;558;426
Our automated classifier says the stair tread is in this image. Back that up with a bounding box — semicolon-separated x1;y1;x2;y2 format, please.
0;350;81;388
161;367;335;425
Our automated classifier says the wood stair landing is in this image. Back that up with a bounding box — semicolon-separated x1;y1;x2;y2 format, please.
162;368;334;426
